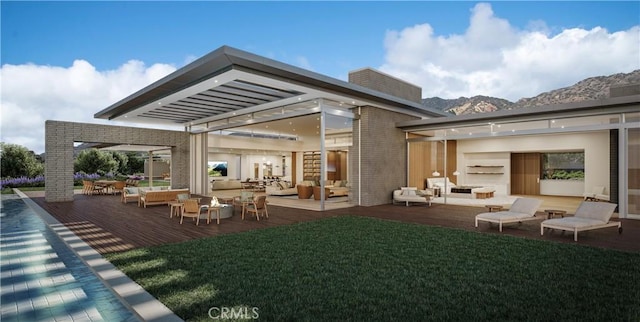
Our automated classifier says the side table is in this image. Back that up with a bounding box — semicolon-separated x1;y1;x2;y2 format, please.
544;209;566;219
168;201;183;218
485;205;503;212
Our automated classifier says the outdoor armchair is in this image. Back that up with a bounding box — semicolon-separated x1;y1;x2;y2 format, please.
233;191;254;216
180;199;203;225
244;195;269;221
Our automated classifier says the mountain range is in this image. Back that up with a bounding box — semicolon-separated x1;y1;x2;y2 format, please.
422;69;640;115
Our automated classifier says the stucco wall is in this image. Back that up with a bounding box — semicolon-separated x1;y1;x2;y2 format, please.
45;121;189;202
456;131;610;196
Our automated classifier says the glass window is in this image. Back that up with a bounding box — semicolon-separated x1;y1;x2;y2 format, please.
542;152;584;180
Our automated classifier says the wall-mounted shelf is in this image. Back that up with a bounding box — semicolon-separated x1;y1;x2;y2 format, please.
467;165;504;174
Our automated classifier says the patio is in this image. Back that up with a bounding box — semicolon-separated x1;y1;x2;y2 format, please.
24;191;640;254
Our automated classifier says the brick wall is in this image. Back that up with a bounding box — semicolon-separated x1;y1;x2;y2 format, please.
356;107;419;206
45;121;190;202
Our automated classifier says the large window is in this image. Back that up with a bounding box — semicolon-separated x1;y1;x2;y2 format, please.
542;152;584;180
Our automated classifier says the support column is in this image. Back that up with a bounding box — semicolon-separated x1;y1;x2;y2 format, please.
148;151;154;187
190;133;209;195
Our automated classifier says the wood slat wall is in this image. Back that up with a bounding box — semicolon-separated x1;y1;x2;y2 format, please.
408;139;457;189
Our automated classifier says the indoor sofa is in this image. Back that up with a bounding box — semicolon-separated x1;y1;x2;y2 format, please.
211;179;243;190
265;182;298;196
393;187;433;206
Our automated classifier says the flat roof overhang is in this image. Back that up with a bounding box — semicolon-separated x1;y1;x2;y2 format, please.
396;94;640;132
95;46;447;129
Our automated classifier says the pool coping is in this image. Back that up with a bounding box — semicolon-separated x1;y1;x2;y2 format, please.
15;189;184;322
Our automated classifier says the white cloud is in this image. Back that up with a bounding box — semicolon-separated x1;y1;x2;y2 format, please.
295;56;314;72
380;2;640;101
0;60;176;154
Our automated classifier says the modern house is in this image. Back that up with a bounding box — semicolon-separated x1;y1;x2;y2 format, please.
44;45;640;218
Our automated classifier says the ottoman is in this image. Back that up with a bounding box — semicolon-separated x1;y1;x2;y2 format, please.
472;187;495;199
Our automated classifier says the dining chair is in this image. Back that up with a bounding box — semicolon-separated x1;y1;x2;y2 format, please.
243;195;268;221
112;181;126;195
180;199;202;225
85;181;106;195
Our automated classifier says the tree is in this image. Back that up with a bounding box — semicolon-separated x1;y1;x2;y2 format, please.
107;151;129;175
74;149;118;175
0;142;44;178
124;152;145;174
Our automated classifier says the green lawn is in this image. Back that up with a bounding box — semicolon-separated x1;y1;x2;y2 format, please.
105;216;640;322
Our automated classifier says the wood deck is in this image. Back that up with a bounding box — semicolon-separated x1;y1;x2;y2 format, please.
25;192;640;254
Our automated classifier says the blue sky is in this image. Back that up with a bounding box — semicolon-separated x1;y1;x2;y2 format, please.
3;1;638;76
1;1;639;153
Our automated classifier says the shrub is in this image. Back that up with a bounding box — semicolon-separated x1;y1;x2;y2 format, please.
0;175;45;189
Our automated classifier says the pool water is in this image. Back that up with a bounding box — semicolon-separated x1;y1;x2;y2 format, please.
1;194;140;322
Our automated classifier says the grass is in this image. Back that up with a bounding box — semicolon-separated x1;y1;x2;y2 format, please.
106;216;640;322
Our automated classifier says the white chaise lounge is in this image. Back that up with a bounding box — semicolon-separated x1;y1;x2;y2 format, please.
541;201;622;241
475;197;542;232
393;187;433;206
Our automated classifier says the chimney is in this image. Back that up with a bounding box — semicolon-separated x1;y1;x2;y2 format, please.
348;68;422;104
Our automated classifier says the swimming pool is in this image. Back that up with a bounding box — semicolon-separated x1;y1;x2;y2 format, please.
1;194;140;321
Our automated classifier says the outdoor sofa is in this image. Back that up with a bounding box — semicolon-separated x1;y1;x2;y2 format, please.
139;187;190;207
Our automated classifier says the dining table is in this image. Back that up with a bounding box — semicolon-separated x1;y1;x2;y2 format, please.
94;180;118;194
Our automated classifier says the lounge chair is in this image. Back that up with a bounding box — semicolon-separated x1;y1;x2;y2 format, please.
541;201;622;241
475;197;542;232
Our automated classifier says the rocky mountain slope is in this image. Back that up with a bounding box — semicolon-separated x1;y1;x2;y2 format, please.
422;69;640;115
